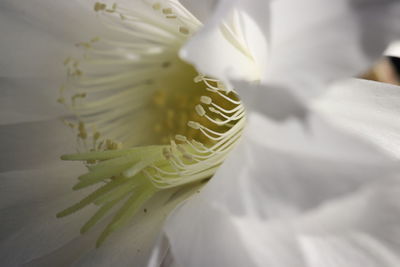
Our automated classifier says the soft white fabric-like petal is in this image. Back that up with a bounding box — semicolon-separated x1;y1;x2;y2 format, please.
177;0;218;22
231;176;400;267
0;78;67;125
0;118;92;266
265;0;400;99
0;162;96;267
0;0;126;124
155;199;257;267
180;0;269;85
386;41;400;57
313;79;400;159
232;79;307;121
0;119;77;172
297;176;400;267
156;109;400;266
69;185;200;267
0;0;104;78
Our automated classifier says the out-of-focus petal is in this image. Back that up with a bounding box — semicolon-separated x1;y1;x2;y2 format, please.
0;0;126;124
155;109;400;266
386;41;400;57
313;79;400;159
296;176;400;267
232;79;308;121
231;176;400;267
0;120;76;172
0;78;67;125
264;0;400;100
177;0;218;22
0;162;96;267
68;185;200;267
180;0;269;85
0;0;104;78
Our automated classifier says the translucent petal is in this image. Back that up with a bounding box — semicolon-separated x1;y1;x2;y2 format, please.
314;79;400;159
180;0;269;85
176;0;218;22
231;176;400;267
297;177;400;267
0;78;67;125
0;119;76;172
0;163;96;266
157;110;400;266
386;41;400;57
264;0;400;99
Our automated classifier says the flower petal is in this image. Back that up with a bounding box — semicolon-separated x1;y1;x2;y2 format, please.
386;41;400;57
179;0;269;85
155;110;400;266
177;0;219;22
0;0;105;78
0;0;114;123
0;78;67;125
264;0;400;99
297;177;400;267
313;79;400;159
231;176;400;267
0;120;76;172
0;163;96;266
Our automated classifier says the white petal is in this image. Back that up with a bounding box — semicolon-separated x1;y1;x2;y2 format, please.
265;0;400;99
231;176;400;267
0;78;67;125
0;0;113;124
232;79;307;121
386;41;400;57
0;119;76;172
157;110;400;266
0;0;105;78
71;186;199;267
157;198;258;267
177;0;219;22
0;162;97;266
313;79;400;159
180;0;269;85
297;177;400;267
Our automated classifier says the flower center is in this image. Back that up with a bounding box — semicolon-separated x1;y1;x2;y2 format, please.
57;1;245;246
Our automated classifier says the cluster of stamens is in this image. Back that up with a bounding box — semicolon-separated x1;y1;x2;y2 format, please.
57;0;245;246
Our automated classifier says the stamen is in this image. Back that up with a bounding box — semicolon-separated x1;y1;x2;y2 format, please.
179;26;190;35
58;0;247;247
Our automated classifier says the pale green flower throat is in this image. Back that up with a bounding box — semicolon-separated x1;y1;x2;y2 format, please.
57;1;245;247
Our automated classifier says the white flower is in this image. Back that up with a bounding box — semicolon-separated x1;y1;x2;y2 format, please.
1;0;400;267
146;0;400;266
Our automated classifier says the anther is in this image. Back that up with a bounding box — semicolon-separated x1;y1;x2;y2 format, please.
161;61;171;68
200;96;212;105
195;104;206;116
194;74;203;83
162;8;173;14
93;132;101;141
191;140;205;148
183;153;193;160
63;57;71;66
175;135;187;142
94;2;107;12
179;27;190;35
152;3;161;10
91;37;100;43
163;147;172;159
187;121;200;129
57;97;65;104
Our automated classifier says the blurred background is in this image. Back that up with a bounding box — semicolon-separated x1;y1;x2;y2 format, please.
364;42;400;85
